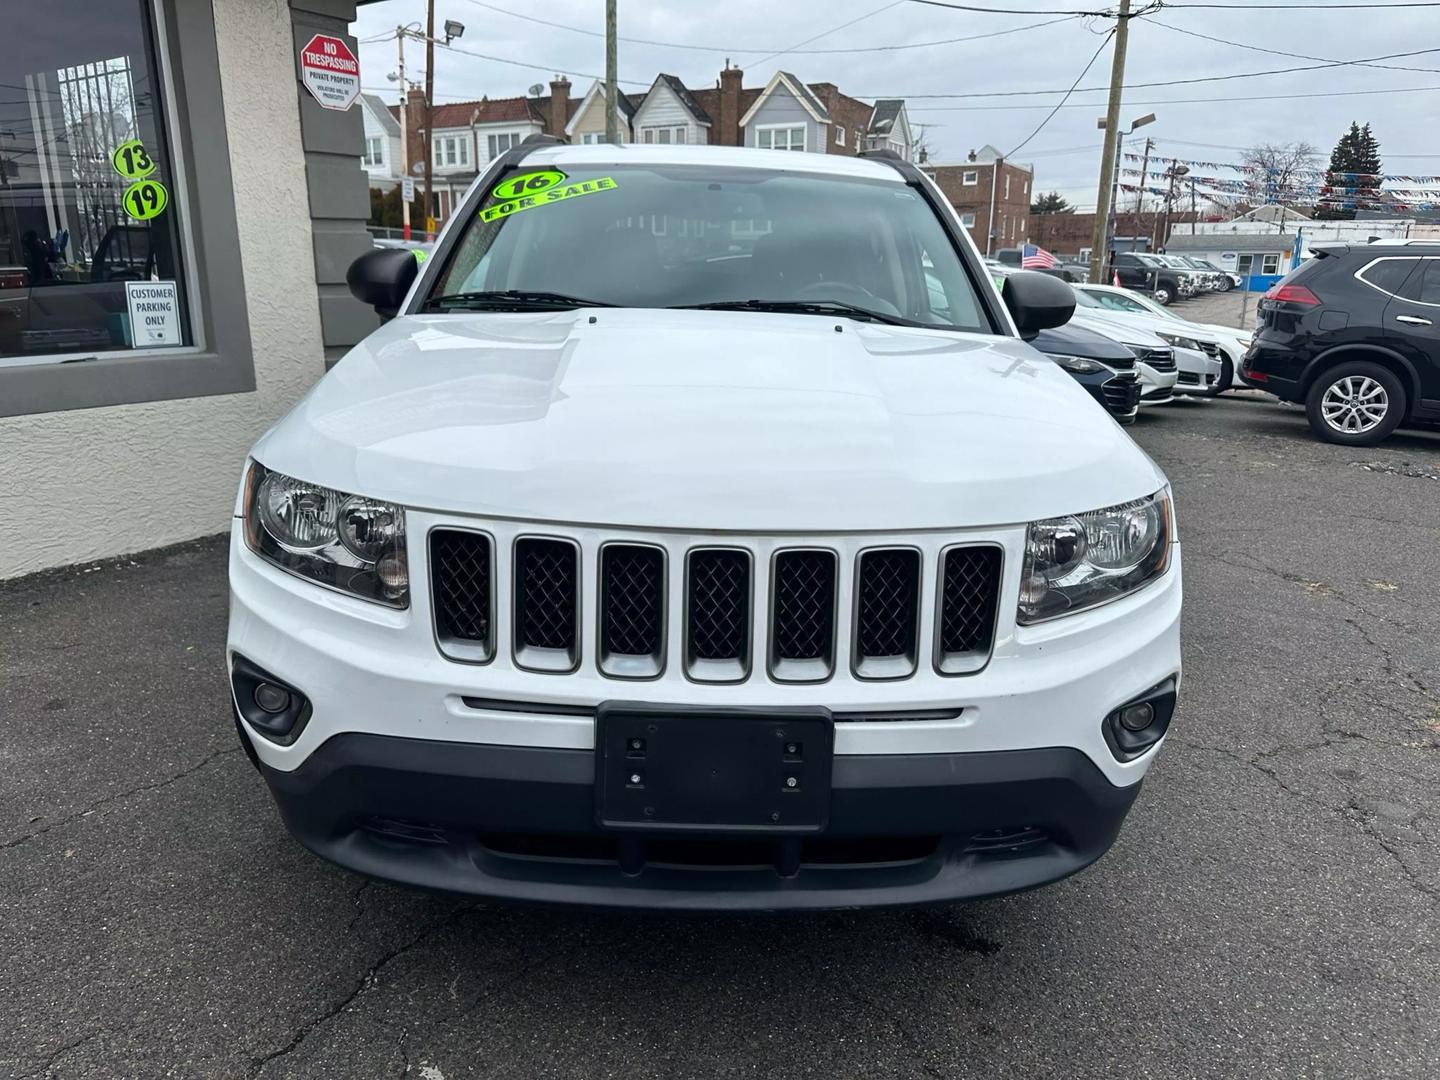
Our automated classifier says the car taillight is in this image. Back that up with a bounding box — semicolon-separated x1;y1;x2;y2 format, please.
1263;284;1320;306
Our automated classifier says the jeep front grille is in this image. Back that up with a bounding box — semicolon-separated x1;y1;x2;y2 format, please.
428;532;1003;682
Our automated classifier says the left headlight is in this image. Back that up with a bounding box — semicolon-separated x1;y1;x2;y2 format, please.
243;461;409;608
1157;332;1202;352
1018;489;1173;624
1046;354;1108;375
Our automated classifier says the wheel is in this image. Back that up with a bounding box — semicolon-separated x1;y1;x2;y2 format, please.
1217;277;1234;292
1304;361;1407;446
1153;283;1175;305
1203;357;1233;397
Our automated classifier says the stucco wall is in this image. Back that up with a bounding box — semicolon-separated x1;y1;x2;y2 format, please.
0;0;326;579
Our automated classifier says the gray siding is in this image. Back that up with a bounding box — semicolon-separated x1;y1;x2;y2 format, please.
745;85;825;154
290;0;379;362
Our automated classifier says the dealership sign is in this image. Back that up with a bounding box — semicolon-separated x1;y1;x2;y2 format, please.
300;34;360;111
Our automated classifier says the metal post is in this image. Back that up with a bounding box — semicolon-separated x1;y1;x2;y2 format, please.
1087;0;1131;284
986;156;1001;257
397;28;409;242
422;0;436;238
1107;135;1124;258
1133;136;1152;215
605;0;619;145
1190;177;1197;235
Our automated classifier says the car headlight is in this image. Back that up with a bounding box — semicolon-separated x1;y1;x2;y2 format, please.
1019;489;1173;624
1157;332;1202;352
1046;354;1108;374
243;461;409;607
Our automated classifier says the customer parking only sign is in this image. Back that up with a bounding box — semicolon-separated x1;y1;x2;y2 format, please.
125;281;180;347
299;33;360;111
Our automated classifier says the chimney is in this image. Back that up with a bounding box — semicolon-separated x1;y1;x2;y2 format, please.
967;148;977;162
719;63;744;147
547;76;571;138
918;147;928;165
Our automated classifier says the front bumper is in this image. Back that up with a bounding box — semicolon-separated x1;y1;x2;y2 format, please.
253;732;1142;911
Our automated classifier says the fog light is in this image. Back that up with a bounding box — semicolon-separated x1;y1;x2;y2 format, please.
376;551;408;599
253;682;291;715
1118;702;1155;732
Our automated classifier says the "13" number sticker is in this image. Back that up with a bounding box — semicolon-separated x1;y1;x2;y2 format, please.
112;139;156;180
123;179;170;221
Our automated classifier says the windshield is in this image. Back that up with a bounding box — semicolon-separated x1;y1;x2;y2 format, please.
426;163;993;332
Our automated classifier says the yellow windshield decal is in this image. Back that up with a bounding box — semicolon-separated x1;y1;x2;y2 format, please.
479;177;617;223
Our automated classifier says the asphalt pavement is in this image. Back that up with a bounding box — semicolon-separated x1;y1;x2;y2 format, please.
3;393;1438;1079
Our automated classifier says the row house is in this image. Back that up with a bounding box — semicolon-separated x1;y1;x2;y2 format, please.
364;66;916;228
924;146;1035;257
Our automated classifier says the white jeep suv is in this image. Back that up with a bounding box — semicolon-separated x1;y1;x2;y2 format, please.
228;142;1181;911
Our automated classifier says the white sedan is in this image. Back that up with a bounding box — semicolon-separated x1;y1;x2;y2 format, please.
1076;283;1253;393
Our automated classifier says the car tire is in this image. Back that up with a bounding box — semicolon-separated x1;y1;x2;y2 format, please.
1217;277;1233;292
1153;283;1175;305
1204;358;1233;397
1304;361;1407;446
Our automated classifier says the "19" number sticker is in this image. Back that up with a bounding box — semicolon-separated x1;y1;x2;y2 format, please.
123;179;170;221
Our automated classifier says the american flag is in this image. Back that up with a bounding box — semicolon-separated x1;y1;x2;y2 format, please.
1021;243;1056;270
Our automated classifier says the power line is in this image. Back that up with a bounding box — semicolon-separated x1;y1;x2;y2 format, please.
1163;0;1440;7
459;2;1081;56
906;81;1440;109
858;45;1440;97
745;2;905;68
1146;20;1440;73
1004;28;1115;156
906;0;1158;14
427;36;652;87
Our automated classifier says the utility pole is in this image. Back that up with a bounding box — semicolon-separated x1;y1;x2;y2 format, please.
1190;176;1197;235
986;156;1002;257
1134;136;1153;216
396;28;410;242
422;0;436;238
1087;0;1131;284
605;0;619;144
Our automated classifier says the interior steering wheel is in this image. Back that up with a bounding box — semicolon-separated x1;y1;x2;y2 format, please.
792;279;902;316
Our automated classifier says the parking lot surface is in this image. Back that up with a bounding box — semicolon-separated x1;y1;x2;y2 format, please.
3;395;1438;1079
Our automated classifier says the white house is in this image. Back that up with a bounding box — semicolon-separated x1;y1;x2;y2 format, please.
630;74;712;146
359;93;402;189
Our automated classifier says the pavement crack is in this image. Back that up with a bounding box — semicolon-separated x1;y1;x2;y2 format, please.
0;746;242;852
16;1030;99;1079
246;903;480;1079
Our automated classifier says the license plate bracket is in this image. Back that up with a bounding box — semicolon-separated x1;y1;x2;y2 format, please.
595;703;834;833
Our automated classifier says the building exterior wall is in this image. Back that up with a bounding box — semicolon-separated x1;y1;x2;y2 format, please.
926;162;1032;255
569;89;631;144
1030;210;1206;259
0;0;333;579
745;85;825;153
632;84;705;145
361;101;401;188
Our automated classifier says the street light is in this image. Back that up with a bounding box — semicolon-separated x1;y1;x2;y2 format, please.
443;19;465;43
1099;113;1158;263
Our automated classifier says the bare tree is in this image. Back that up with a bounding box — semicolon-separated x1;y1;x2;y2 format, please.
1242;140;1319;215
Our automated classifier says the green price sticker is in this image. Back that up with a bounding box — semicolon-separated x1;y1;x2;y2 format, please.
480;176;618;224
123;179;170;221
490;170;566;202
112;139;156;180
413;249;428;264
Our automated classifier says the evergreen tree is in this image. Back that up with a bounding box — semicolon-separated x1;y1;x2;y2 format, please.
1029;191;1071;214
1319;122;1383;220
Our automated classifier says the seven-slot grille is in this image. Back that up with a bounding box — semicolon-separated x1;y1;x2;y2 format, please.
1101;372;1141;415
1137;347;1176;372
428;533;1002;680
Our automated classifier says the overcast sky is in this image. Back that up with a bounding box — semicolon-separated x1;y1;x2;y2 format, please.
352;0;1440;209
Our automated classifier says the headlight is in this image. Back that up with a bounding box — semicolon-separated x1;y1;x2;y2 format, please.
1019;490;1173;624
1046;354;1108;375
1157;332;1202;352
243;462;408;607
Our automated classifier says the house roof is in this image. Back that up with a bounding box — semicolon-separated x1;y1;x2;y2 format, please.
388;95;546;131
647;73;712;125
565;80;638;136
739;70;831;127
1164;233;1294;254
362;94;402;137
869;99;904;135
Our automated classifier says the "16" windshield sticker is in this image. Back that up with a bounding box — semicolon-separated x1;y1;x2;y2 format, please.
481;169;617;223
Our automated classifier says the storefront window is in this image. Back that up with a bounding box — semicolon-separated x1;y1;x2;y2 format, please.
0;0;190;367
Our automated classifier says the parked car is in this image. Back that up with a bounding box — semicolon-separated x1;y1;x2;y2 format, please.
229;143;1181;911
1243;239;1440;445
1180;257;1236;292
1075;284;1244;393
1067;310;1181;406
995;247;1084;282
1030;322;1142;423
1069;290;1222;399
1111;252;1188;306
1157;255;1214;296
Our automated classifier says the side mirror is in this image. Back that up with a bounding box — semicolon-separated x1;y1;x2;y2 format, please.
1002;271;1076;341
347;248;420;321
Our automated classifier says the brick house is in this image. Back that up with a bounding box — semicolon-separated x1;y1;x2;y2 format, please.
1030;210;1206;262
924;146;1033;257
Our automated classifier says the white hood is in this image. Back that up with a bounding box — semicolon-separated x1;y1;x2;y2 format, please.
251;310;1168;532
1072;306;1220;346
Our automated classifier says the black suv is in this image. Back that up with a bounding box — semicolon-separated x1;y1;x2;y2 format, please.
1111;252;1187;306
1243;242;1440;446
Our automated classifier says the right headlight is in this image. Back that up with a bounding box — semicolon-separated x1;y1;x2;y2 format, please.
243;461;409;608
1046;354;1108;375
1018;489;1173;624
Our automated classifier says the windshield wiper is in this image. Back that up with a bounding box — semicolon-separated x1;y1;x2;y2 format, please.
673;299;913;327
422;290;616;312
